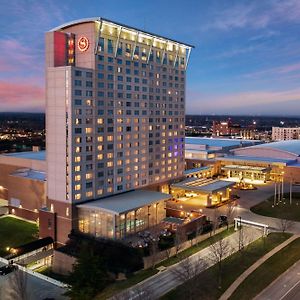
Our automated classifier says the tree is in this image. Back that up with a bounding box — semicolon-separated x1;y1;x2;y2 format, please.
171;256;208;299
225;201;236;229
8;268;28;300
278;218;294;233
174;226;186;257
66;242;111;300
208;237;231;289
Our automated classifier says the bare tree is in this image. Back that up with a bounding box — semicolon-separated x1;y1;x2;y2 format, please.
225;201;236;229
278;219;294;233
8;268;28;300
208;237;231;289
174;226;186;257
164;247;172;260
149;239;159;269
171;256;208;299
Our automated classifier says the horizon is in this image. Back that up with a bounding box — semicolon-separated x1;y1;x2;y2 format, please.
0;0;300;115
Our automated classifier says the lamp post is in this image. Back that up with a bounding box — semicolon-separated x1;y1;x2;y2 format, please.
238;216;243;251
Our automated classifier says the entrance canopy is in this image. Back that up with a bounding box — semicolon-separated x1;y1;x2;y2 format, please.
222;165;270;173
171;178;235;194
77;190;172;215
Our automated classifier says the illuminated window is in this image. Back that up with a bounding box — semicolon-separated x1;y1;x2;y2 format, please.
86;191;93;197
74;166;81;172
97;118;103;124
97;154;103;160
75;156;81;163
86;128;92;134
75;193;81;200
107;161;114;167
75;184;81;191
75;175;81;181
86;173;93;180
97;136;103;142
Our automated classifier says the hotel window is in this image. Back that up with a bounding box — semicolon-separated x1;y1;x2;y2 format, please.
107;161;114;167
86;173;93;180
75;70;82;76
98;38;104;51
108;39;113;53
75;175;81;181
74;166;81;172
75;184;81;191
75;194;81;200
86;191;93;198
75;90;82;96
75;80;82;86
75;156;81;163
86;128;92;134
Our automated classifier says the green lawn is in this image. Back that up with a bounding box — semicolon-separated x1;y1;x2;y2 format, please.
0;216;38;257
161;232;291;300
251;192;300;221
96;227;235;299
230;237;300;300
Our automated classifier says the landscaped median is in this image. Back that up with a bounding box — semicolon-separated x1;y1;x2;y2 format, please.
251;192;300;221
161;232;292;300
230;236;300;300
96;227;235;299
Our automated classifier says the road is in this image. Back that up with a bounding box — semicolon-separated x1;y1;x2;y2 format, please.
255;260;300;300
113;227;262;299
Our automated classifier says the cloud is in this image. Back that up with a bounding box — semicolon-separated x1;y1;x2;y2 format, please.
0;80;45;112
187;88;300;115
205;0;300;31
244;62;300;79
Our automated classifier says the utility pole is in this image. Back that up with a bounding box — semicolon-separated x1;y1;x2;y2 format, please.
290;177;293;205
274;181;277;206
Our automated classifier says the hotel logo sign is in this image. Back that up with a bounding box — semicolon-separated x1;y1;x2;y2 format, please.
77;36;89;52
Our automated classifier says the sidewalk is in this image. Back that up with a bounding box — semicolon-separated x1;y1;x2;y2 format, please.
219;234;299;300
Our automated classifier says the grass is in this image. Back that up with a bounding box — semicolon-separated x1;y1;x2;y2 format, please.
251;192;300;222
230;237;300;300
161;232;292;300
96;227;235;299
0;216;38;257
37;266;69;283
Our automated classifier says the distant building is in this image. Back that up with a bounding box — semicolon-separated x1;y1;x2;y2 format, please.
272;127;300;141
212;119;241;137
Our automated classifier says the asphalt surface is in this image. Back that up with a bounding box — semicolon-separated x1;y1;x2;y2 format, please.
0;267;67;300
255;260;300;300
113;227;262;299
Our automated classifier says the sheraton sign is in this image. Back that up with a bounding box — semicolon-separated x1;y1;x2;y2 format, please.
77;36;89;52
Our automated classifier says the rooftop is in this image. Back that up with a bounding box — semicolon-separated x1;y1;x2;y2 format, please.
185;137;260;149
171;178;235;194
243;140;300;157
49;17;194;48
10;169;46;181
3;151;46;161
216;155;295;166
77;190;172;215
184;167;211;175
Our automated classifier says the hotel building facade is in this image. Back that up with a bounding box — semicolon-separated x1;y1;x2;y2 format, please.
43;18;193;242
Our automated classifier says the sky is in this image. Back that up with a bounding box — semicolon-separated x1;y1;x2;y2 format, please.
0;0;300;115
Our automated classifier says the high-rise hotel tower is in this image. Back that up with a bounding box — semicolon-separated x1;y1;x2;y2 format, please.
44;18;193;242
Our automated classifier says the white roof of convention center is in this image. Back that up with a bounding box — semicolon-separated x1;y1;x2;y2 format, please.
185;137;260;148
77;190;172;215
245;140;300;157
3;151;46;161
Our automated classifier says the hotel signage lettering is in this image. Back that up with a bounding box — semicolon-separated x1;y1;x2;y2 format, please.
77;36;89;52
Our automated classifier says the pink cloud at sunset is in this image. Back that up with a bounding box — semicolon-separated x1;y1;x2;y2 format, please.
0;80;45;112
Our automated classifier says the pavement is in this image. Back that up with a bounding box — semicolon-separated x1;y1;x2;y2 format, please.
220;234;299;300
255;259;300;300
111;227;262;299
0;268;67;300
